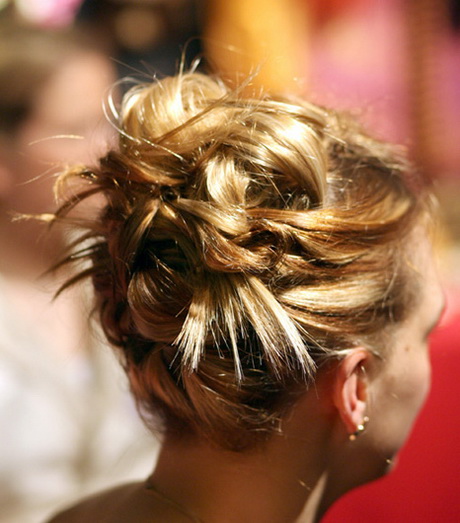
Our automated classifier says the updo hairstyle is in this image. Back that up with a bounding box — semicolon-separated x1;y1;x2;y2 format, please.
54;72;427;451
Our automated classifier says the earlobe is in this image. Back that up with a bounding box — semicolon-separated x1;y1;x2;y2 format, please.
333;349;370;437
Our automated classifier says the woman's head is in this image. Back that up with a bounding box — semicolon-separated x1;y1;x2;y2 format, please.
55;72;435;451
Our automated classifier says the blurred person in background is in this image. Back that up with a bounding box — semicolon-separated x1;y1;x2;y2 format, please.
76;0;203;80
0;19;157;523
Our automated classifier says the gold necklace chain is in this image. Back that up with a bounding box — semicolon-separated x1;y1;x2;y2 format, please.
144;477;204;523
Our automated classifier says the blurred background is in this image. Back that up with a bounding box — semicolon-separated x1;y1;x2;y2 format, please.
0;0;458;522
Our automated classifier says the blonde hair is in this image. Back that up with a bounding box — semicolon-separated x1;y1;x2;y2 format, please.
54;72;427;450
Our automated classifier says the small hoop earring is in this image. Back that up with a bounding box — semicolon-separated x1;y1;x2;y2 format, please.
349;416;369;441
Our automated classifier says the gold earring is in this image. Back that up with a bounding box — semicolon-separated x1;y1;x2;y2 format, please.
349;416;369;441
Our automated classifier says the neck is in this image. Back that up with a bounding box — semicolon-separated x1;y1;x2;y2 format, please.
149;394;343;523
150;440;326;523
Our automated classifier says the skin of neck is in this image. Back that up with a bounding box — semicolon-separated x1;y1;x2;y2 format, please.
148;368;376;523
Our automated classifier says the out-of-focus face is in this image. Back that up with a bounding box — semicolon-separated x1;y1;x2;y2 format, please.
1;51;116;214
366;233;444;466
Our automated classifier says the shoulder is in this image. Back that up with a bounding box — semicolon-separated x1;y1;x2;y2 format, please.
46;482;145;523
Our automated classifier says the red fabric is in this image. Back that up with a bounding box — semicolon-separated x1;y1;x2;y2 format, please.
323;309;460;523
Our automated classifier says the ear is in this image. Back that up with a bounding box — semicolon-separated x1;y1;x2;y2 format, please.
333;349;370;435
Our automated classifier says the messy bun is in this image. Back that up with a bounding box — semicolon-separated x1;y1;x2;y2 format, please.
54;72;427;450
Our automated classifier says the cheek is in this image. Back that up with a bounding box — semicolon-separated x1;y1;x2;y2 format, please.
401;345;432;413
397;350;432;425
418;351;432;405
371;348;432;456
